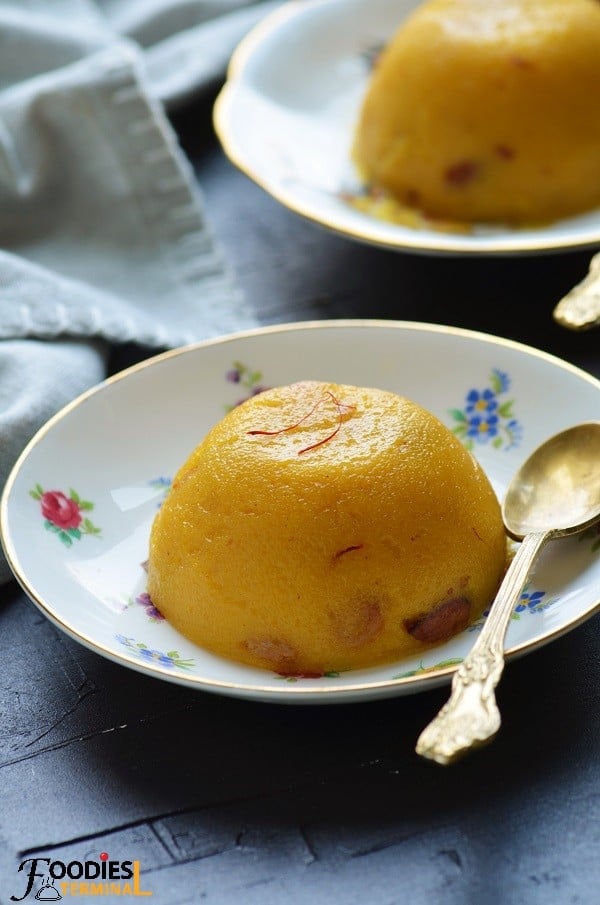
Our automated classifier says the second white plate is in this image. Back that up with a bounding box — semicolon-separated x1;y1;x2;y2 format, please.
214;0;600;255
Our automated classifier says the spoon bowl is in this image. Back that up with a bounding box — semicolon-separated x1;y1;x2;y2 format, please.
416;421;600;765
503;422;600;539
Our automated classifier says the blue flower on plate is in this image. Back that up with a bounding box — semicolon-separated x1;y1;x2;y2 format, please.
115;634;195;670
450;368;522;451
468;585;555;631
466;387;499;415
148;476;172;508
466;412;500;443
139;647;176;666
515;589;547;614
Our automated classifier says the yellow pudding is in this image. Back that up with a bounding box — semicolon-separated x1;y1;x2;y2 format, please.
147;381;506;674
353;0;600;225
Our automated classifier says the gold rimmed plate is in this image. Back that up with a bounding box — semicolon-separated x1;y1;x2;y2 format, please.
214;0;600;256
2;320;600;702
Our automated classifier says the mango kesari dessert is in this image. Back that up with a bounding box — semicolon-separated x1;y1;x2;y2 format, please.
147;382;506;674
353;0;600;224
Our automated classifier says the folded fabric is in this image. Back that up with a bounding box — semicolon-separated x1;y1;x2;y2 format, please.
0;0;279;583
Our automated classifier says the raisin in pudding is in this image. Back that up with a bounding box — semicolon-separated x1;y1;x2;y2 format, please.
147;382;506;674
352;0;600;225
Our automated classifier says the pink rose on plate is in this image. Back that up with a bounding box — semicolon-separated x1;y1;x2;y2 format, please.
30;484;100;546
40;490;82;530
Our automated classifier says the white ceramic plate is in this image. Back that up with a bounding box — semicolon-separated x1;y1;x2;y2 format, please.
2;320;600;703
214;0;600;255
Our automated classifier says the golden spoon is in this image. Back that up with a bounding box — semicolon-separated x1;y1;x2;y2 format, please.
416;421;600;765
553;251;600;330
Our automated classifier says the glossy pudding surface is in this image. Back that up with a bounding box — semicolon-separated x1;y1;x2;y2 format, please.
147;381;506;674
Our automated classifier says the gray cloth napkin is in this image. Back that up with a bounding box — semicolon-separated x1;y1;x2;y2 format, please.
0;0;280;584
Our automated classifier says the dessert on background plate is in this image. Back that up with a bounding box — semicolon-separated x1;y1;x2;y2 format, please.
147;381;507;675
353;0;600;225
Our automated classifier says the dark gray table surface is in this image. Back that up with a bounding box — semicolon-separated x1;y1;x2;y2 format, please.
1;91;599;905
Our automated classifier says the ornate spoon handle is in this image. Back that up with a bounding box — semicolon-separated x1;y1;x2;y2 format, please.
553;251;600;330
415;531;550;765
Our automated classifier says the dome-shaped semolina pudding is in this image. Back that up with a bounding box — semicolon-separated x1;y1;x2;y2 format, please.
353;0;600;225
147;382;507;674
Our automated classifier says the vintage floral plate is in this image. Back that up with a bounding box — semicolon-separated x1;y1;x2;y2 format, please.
214;0;600;255
2;320;600;703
